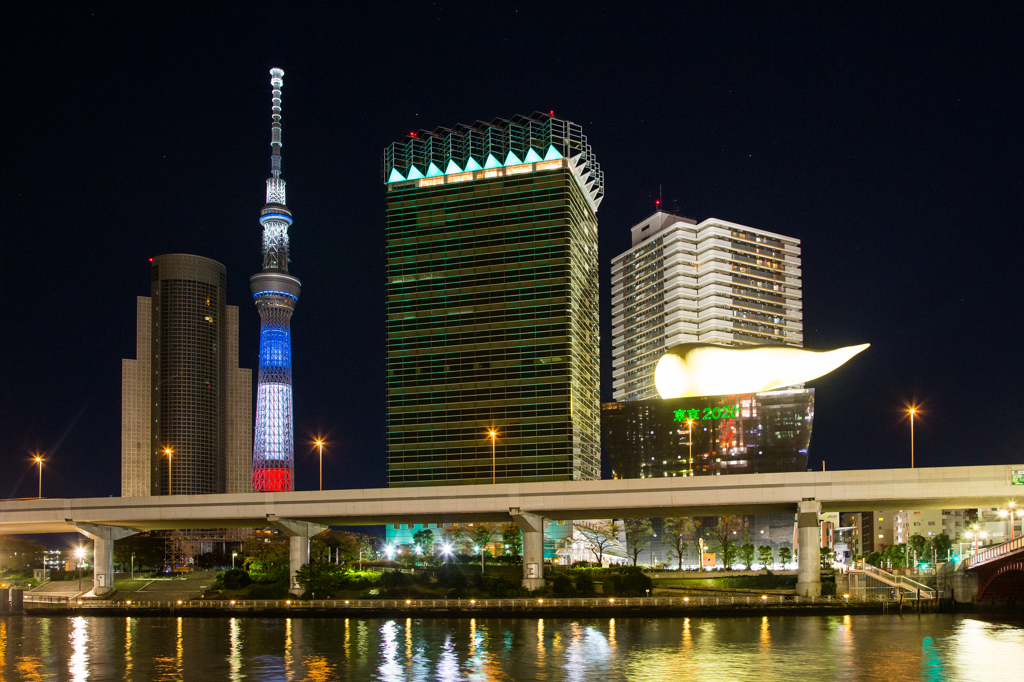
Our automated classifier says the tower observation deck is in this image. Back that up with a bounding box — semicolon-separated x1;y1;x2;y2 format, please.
251;67;300;492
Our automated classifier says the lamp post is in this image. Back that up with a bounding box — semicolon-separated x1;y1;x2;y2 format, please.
314;438;325;491
33;454;44;499
488;429;498;484
232;552;237;569
999;503;1018;540
75;546;86;592
163;446;174;495
906;406;917;468
686;420;694;476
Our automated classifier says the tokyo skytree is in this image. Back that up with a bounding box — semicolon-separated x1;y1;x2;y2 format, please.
250;67;300;492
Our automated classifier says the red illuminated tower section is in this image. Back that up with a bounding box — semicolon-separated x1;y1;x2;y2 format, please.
251;67;300;492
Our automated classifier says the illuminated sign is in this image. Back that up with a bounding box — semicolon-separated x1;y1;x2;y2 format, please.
505;163;533;176
674;405;739;421
418;177;445;188
447;172;473;184
1013;470;1024;486
655;342;869;399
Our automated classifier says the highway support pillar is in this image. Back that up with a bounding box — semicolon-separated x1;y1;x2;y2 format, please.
267;516;328;596
66;521;139;596
796;499;822;598
510;508;549;591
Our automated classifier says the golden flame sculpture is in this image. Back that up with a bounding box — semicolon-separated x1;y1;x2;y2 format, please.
654;343;869;399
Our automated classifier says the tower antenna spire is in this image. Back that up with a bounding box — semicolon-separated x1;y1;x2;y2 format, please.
251;67;301;493
270;67;284;180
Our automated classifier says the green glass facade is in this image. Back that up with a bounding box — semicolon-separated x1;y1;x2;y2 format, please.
384;114;602;487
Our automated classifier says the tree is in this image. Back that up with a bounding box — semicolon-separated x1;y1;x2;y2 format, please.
757;545;774;570
713;517;739;569
0;536;44;572
311;530;366;564
931;533;952;561
574;520;619;565
502;524;523;562
413;529;435;559
472;524;494;553
739;542;756;571
442;525;471;554
294;562;337;598
624;518;654;567
777;545;792;568
663;517;694;569
820;546;833;569
907;534;929;565
113;531;165;572
242;536;290;582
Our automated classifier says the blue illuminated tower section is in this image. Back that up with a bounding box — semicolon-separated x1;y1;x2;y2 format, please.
251;67;300;492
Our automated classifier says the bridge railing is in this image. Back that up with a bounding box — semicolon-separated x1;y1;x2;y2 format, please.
968;535;1024;568
30;594;915;611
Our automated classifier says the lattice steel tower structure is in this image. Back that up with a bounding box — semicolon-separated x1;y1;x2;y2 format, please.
251;67;301;492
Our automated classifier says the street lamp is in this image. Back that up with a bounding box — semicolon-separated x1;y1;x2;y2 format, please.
686;420;695;476
385;545;395;562
441;544;453;564
475;545;485;574
998;503;1018;540
163;446;174;495
33;454;44;499
905;406;918;468
75;546;86;592
488;429;498;484
313;438;325;491
232;551;238;569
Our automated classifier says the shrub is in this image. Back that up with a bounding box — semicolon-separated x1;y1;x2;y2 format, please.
603;568;653;597
436;563;469;590
381;571;414;590
551;574;577;597
249;583;288;599
483;576;522;598
574;572;596;597
220;568;252;591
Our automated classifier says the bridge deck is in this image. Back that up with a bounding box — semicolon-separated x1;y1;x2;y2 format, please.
0;464;1020;534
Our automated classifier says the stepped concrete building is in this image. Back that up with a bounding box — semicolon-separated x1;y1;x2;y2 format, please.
121;254;252;497
611;211;804;401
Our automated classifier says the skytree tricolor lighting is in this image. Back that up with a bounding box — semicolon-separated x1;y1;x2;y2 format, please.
250;67;300;492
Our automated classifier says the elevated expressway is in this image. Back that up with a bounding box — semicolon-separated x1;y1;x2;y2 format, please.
2;464;1019;596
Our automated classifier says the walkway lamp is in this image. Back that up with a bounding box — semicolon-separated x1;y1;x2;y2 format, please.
232;551;238;569
33;454;44;499
385;545;395;562
475;545;485;574
163;446;174;495
441;544;453;564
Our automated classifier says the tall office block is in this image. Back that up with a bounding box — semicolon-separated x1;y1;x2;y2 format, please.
382;112;603;487
251;68;301;492
121;254;252;496
612;211;803;401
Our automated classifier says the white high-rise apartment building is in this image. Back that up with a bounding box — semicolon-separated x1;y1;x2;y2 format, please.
611;211;804;401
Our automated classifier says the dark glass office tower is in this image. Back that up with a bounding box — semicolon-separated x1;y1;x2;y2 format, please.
383;113;603;487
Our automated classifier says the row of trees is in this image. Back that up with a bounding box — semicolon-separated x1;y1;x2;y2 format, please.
865;533;953;569
575;517;795;570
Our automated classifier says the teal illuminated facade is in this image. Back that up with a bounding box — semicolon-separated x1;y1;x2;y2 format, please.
384;113;603;490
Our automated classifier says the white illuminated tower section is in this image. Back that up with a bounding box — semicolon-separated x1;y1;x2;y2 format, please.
250;67;300;492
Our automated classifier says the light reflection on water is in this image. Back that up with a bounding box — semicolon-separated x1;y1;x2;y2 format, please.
0;614;1019;681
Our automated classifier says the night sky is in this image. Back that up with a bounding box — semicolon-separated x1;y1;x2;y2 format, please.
6;4;1024;501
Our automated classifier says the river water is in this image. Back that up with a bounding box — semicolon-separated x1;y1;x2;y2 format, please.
0;614;1020;681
